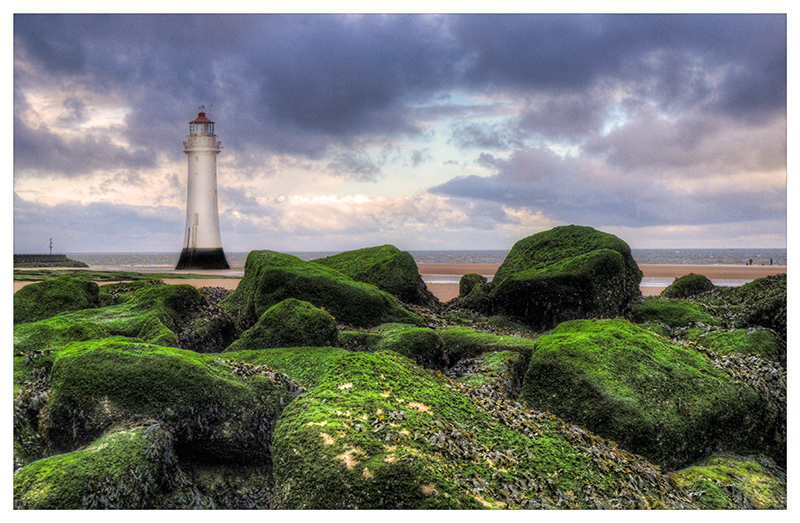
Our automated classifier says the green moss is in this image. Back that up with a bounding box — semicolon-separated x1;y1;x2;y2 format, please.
482;226;642;330
683;328;785;361
671;455;786;509
368;324;447;369
218;346;349;390
14;276;100;325
313;245;434;305
698;274;786;341
519;319;772;468
225;299;338;352
459;273;487;298
627;297;719;329
220;250;423;330
13;284;209;355
636;322;672;338
660;273;715;299
272;350;695;509
436;326;536;362
494;225;639;285
98;280;166;306
43;337;297;459
14;425;167;509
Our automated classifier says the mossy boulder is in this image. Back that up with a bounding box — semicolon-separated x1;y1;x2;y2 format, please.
219;346;349;390
38;338;299;460
14;424;171;509
220;251;423;330
271;350;697;509
371;323;449;369
698;274;787;341
465;225;642;331
458;273;487;298
14;276;100;325
313;245;437;306
627;297;719;330
225;299;338;352
98;280;166;306
683;327;785;362
14;284;235;355
519;319;780;468
660;273;715;299
671;455;786;509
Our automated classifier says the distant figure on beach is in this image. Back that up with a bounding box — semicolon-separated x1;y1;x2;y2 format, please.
749;258;753;266
770;258;773;266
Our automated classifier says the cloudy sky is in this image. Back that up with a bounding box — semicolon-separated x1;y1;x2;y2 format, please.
12;12;787;254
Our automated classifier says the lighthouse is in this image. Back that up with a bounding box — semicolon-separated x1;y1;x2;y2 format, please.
176;107;230;270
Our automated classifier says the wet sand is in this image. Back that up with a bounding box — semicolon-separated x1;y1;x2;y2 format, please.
13;263;786;303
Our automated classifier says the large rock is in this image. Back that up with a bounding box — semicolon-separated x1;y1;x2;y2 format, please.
14;276;100;324
463;225;642;331
626;297;720;331
220;250;423;330
660;273;715;299
14;425;170;509
313;245;438;306
271;350;697;509
36;337;299;459
519;319;784;469
224;298;339;351
698;274;787;341
13;284;234;355
670;455;787;509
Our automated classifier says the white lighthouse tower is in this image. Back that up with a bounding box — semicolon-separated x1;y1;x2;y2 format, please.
176;107;230;270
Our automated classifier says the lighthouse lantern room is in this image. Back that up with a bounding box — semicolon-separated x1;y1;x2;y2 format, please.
175;107;230;270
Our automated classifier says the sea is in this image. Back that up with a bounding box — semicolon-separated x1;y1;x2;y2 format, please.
61;248;786;290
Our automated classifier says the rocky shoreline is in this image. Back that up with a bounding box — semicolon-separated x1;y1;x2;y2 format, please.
13;226;787;509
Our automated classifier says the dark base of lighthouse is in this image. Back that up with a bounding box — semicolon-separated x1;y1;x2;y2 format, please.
176;248;230;270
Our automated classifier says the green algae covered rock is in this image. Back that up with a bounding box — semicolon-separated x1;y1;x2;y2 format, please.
436;326;537;362
313;245;437;305
660;273;715;299
225;299;338;352
220;346;349;390
220;250;423;330
13;284;236;355
39;338;299;460
683;327;785;362
458;273;487;298
467;225;642;331
98;280;166;306
627;297;719;330
372;323;449;369
271;350;696;509
698;274;787;341
671;455;786;509
14;276;100;325
519;319;778;469
14;425;171;509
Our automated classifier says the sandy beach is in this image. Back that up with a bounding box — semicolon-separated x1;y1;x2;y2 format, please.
418;262;786;301
13;262;786;302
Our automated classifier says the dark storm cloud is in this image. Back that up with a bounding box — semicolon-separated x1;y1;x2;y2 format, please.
327;150;383;182
431;143;786;228
451;14;785;112
14;14;786;166
14;113;157;176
